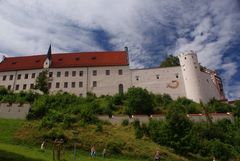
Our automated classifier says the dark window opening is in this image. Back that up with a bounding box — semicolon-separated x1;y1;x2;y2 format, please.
79;71;83;76
49;72;53;77
79;82;83;87
7;85;11;90
106;70;110;75
65;71;69;77
72;71;76;77
72;82;75;88
17;74;21;80
23;84;27;90
93;70;97;76
156;75;159;79
64;82;68;88
93;81;97;87
57;72;61;77
9;75;13;80
2;75;6;81
56;82;60;88
32;73;36;79
25;74;28;79
118;69;123;75
15;85;19;90
119;84;123;94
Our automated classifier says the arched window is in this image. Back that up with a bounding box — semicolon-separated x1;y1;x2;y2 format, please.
119;84;123;94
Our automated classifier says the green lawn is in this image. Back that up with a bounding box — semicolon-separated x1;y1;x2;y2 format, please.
0;143;152;161
0;119;151;161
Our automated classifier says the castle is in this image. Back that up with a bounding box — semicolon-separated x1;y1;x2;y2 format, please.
0;47;225;103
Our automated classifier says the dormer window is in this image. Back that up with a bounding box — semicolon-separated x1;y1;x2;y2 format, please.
91;56;96;60
12;62;16;64
58;58;63;61
35;60;40;63
75;57;80;61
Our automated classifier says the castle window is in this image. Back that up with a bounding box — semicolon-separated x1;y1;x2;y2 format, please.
32;73;36;79
79;71;83;76
65;71;69;77
195;66;198;69
23;84;27;90
9;75;13;80
49;72;53;77
17;74;21;80
57;72;61;77
118;69;123;75
136;76;139;81
93;81;97;87
185;57;186;60
79;93;83;97
71;82;75;88
2;75;6;81
79;81;83;87
7;85;11;90
156;75;159;79
64;82;68;88
15;84;19;90
93;70;97;76
207;79;209;83
24;74;28;79
56;82;60;88
72;71;76;77
106;70;110;76
48;83;52;89
176;74;179;78
30;84;34;89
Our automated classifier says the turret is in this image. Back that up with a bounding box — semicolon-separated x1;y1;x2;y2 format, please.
43;44;52;69
178;50;203;103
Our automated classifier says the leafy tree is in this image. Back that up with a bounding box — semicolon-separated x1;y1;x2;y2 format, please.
35;69;49;94
165;102;193;154
160;55;180;67
126;87;154;115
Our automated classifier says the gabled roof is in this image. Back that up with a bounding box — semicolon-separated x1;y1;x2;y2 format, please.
0;51;128;72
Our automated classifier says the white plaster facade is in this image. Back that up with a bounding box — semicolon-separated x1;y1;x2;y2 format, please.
0;51;225;103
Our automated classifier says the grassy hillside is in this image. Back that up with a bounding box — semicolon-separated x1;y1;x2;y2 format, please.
0;118;188;161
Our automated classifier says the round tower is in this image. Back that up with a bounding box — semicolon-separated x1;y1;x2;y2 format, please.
178;50;202;103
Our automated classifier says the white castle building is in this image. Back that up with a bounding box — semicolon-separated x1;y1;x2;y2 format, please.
0;47;225;103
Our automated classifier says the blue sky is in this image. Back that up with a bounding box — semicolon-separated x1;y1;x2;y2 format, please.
0;0;239;100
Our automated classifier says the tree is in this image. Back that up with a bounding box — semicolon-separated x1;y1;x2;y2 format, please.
35;70;49;94
126;87;154;115
160;55;180;67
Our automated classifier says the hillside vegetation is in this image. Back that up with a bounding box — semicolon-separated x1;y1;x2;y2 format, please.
0;87;240;160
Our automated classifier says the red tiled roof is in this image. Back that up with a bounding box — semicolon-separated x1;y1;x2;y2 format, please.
0;51;128;72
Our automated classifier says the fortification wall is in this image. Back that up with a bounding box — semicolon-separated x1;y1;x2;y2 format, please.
0;103;31;119
97;113;233;124
131;67;186;99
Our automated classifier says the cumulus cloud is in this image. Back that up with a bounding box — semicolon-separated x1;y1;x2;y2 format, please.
0;0;239;99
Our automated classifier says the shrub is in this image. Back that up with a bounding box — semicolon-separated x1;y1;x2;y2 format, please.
126;87;154;115
211;140;236;161
121;119;129;126
107;141;123;154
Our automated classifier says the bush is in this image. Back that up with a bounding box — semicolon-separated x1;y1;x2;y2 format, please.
107;141;123;154
121;119;129;126
211;140;236;161
126;87;154;115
